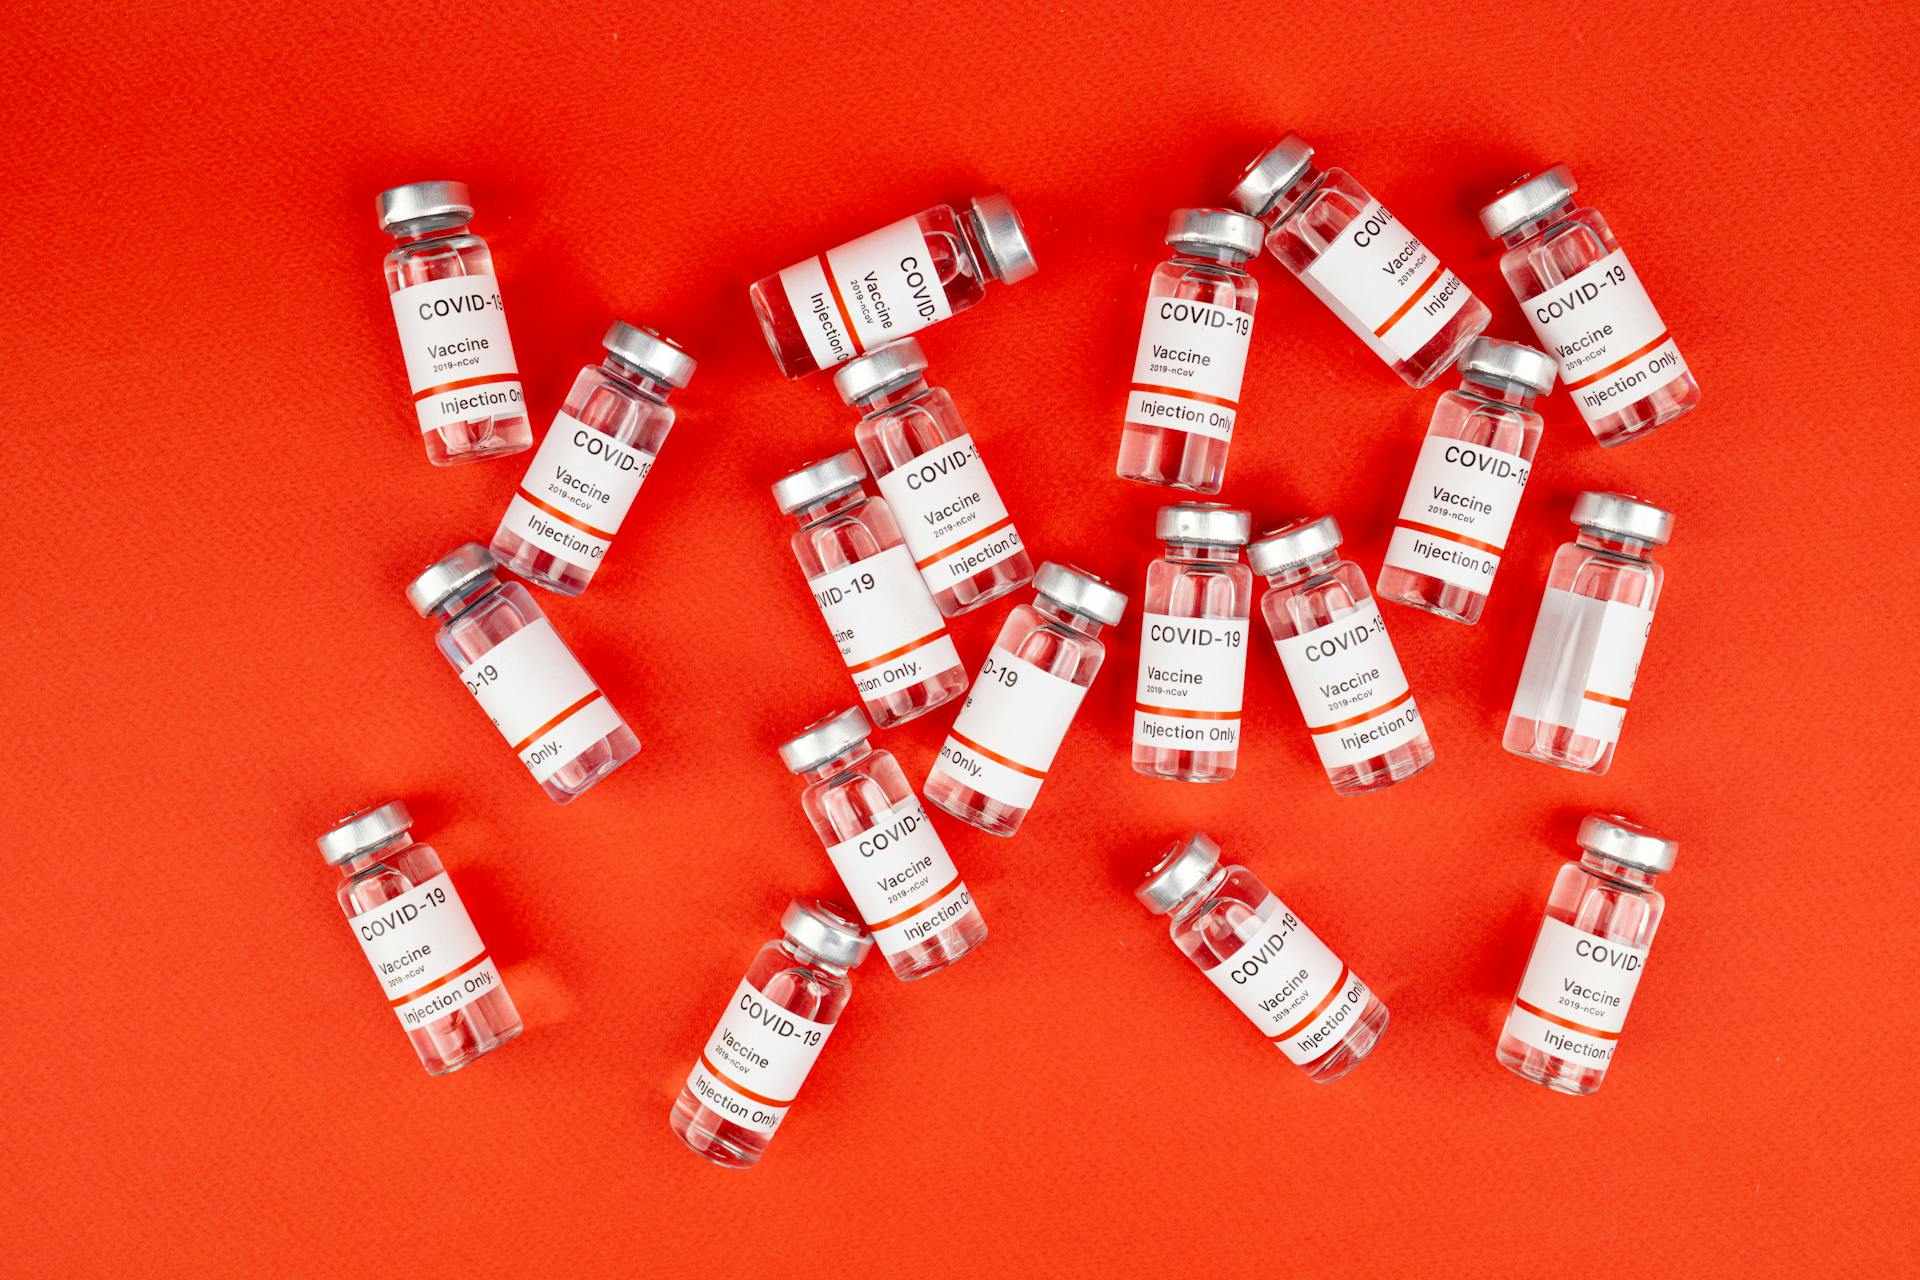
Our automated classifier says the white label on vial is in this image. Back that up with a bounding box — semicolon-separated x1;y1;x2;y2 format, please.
346;872;495;1029
1133;614;1248;750
934;647;1088;810
778;216;952;370
808;544;963;704
458;618;625;783
1273;601;1425;770
389;275;525;433
685;978;835;1135
1203;895;1372;1066
1523;250;1688;424
1502;916;1650;1067
500;413;656;565
872;434;1023;591
1123;297;1254;442
1382;436;1532;593
1301;199;1474;364
825;799;969;961
1509;588;1653;746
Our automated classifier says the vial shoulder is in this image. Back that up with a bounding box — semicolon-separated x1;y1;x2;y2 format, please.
382;232;494;288
1149;259;1257;311
1146;557;1254;617
335;841;444;915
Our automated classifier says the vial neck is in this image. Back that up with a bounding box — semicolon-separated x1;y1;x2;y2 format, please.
791;487;866;527
1266;163;1328;223
433;576;506;623
1165;866;1229;927
1501;197;1576;247
1574;528;1655;561
389;215;473;245
602;353;674;403
782;939;850;978
857;376;932;415
1261;549;1341;588
1578;851;1657;891
338;833;413;876
1458;376;1539;409
1171;247;1250;270
1035;597;1106;639
1164;540;1239;565
801;741;874;784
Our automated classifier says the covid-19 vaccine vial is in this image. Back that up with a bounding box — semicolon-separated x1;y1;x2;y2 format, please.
926;563;1127;837
1481;165;1699;447
774;452;969;729
835;338;1032;615
671;898;871;1169
1251;517;1434;794
1505;492;1671;775
1230;135;1490;388
1498;814;1678;1096
781;707;987;981
408;543;639;803
318;802;523;1075
1133;503;1253;783
750;194;1038;378
1115;209;1264;494
1377;338;1557;625
490;322;696;596
1136;832;1387;1083
377;181;532;465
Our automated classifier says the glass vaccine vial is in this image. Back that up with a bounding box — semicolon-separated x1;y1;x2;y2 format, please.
774;451;969;729
490;322;696;596
407;543;639;802
835;338;1033;615
1230;135;1490;388
1250;516;1434;794
318;801;523;1075
780;707;987;980
1480;165;1700;447
1505;492;1672;775
1133;503;1253;783
1498;814;1678;1096
377;181;533;465
750;193;1038;378
1136;832;1387;1083
671;898;871;1169
1376;338;1558;625
1115;209;1263;494
925;563;1127;837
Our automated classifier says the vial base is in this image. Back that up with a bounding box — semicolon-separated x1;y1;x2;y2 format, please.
863;669;969;731
884;907;989;981
669;1092;769;1169
1501;714;1616;776
490;526;595;597
1376;565;1488;626
1300;991;1390;1084
422;414;532;467
412;985;524;1076
931;554;1035;618
1387;299;1492;388
1328;736;1434;796
540;724;642;804
1132;743;1237;784
1588;373;1701;448
924;771;1028;838
1115;424;1227;495
1495;1030;1606;1096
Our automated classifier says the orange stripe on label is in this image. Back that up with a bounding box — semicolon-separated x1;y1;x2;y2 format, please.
699;1051;794;1108
1272;965;1353;1042
390;951;491;1007
413;372;518;402
1565;330;1671;390
819;253;866;359
916;515;1016;571
515;487;616;541
949;730;1046;779
1583;690;1631;709
1398;518;1505;557
1374;263;1448;338
1129;382;1239;410
1306;685;1415;735
509;691;602;754
1514;997;1622;1040
867;875;966;932
1136;703;1240;720
847;628;949;675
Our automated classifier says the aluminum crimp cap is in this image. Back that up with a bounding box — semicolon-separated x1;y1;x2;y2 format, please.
1228;134;1316;218
778;707;872;774
1247;515;1343;577
1459;337;1558;395
1035;561;1127;626
605;321;696;389
1167;208;1265;260
376;180;473;234
1136;832;1224;914
1157;502;1252;548
1479;164;1577;239
969;192;1039;284
833;338;928;406
783;897;873;969
317;801;414;865
1571;491;1673;547
406;542;499;617
772;450;868;514
1578;813;1678;876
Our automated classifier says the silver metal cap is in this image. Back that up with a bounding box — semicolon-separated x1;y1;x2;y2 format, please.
1578;813;1678;876
1167;208;1264;260
1034;561;1127;626
376;180;473;234
772;450;868;514
1571;491;1673;547
833;338;928;406
1459;337;1558;395
1135;832;1223;914
1228;135;1316;217
1157;502;1251;548
778;707;872;774
969;192;1038;284
1479;164;1577;239
1247;515;1343;577
317;801;414;865
406;542;499;617
604;322;695;389
783;897;872;968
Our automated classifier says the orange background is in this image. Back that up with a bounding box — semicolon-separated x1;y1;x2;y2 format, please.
2;3;1915;1275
